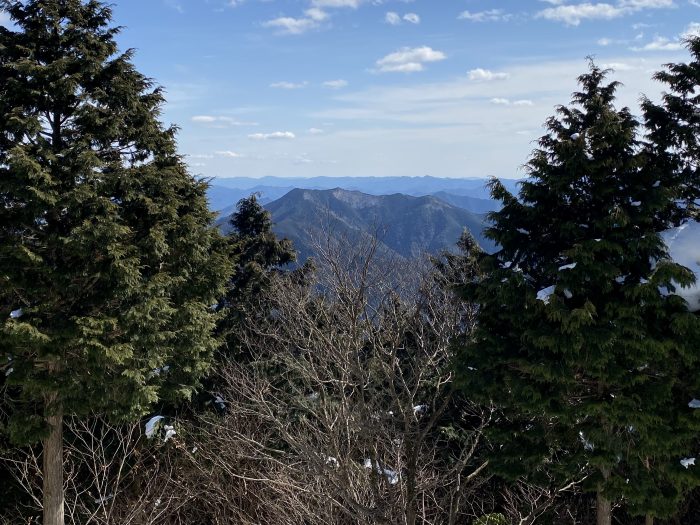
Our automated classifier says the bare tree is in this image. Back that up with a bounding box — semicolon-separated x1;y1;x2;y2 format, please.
0;416;193;525
180;229;492;525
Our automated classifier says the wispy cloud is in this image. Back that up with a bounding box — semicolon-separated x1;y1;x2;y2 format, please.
458;9;512;22
323;79;349;89
263;8;329;35
248;131;296;140
631;21;700;50
215;150;245;158
191;115;257;126
491;97;534;106
385;11;402;25
386;11;420;25
310;0;361;7
468;68;509;81
308;128;325;134
375;46;446;73
537;0;675;26
270;81;308;89
164;0;184;13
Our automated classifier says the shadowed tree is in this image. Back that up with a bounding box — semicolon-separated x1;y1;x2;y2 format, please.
455;63;700;525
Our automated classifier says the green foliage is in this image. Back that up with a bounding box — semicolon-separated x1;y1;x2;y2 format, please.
473;513;508;525
641;37;700;223
0;0;231;444
217;194;295;356
456;60;700;519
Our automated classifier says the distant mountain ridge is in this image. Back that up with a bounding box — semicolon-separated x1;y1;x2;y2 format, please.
209;175;521;201
218;188;496;262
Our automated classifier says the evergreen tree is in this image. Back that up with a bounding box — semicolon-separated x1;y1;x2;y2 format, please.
456;63;700;525
0;1;231;523
217;194;295;356
641;36;700;224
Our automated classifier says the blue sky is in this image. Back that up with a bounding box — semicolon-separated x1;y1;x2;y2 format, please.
10;0;700;179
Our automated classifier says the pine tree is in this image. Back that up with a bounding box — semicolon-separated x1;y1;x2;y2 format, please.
0;2;231;523
455;63;700;525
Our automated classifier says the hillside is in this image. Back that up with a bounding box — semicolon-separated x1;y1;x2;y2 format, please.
218;188;495;262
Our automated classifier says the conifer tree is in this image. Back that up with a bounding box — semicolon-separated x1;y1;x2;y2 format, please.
217;194;295;356
456;63;700;525
641;36;700;223
0;2;231;523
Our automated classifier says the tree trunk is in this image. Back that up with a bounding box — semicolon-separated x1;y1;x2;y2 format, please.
43;396;64;525
645;515;654;525
596;491;611;525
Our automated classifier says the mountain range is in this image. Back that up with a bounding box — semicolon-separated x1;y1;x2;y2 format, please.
216;187;497;262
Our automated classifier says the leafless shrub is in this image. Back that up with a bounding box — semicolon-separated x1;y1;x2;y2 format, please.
176;229;492;525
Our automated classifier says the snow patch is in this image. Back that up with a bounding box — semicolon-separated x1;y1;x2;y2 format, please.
681;457;696;469
663;221;700;312
413;405;428;416
145;416;164;439
214;395;226;411
363;459;399;485
163;425;176;442
537;286;555;304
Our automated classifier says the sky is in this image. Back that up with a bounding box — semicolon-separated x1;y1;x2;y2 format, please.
7;0;700;179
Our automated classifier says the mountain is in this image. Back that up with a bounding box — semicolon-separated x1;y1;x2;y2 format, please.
206;177;521;221
210;176;522;200
218;188;495;262
206;185;294;216
429;191;501;214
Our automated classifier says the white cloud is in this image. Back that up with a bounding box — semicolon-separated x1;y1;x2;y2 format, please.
248;131;296;140
619;0;674;7
683;21;700;38
306;7;329;21
537;3;625;25
458;9;511;22
385;11;420;25
191;115;256;126
308;128;325;134
385;11;401;24
489;98;535;106
270;81;308;89
263;16;317;34
537;0;675;26
634;36;683;50
216;151;244;158
375;46;446;73
311;0;361;7
602;61;637;71
631;22;700;51
323;79;349;89
468;68;509;81
263;8;329;35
